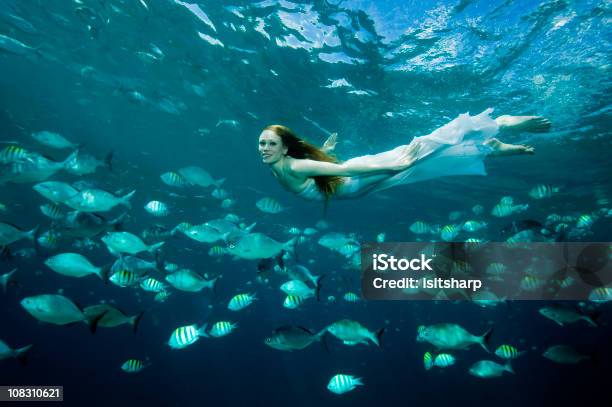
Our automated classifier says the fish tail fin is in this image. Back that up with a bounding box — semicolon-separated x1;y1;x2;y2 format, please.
154;253;165;273
505;362;515;374
208;276;220;295
62;149;79;168
313;274;324;288
2;268;17;292
26;225;40;242
147;241;165;254
585;311;601;327
87;310;108;334
197;323;209;338
98;263;112;283
480;328;493;353
214;178;226;187
131;311;145;334
315;278;323;302
104;150;114;171
283;237;297;253
120;190;136;208
244;222;257;233
353;377;364;386
14;344;33;366
111;212;128;231
316;329;330;354
374;328;385;348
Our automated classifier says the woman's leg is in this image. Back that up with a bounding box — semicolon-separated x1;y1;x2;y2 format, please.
484;138;534;156
336;172;399;199
485;114;551;156
495;115;551;133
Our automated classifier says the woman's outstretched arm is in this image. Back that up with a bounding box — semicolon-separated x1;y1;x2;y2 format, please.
290;143;422;177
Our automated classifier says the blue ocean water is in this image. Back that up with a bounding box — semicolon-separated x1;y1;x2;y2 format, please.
0;0;611;406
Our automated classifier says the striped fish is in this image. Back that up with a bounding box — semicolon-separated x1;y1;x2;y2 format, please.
588;287;612;303
288;227;301;235
228;293;257;311
423;352;434;370
409;221;430;234
495;345;524;360
208;321;237;338
0;145;32;164
440;225;460;241
520;275;544;291
338;243;360;258
529;185;559;199
491;203;529;217
154;290;172;303
160;171;188;187
256;197;285;214
283;295;305;309
109;270;139;287
140;278;166;293
40;203;64;220
208;246;227;257
433;353;456;367
121;358;150;373
576;214;594;228
144;200;169;216
343;292;360;302
168;324;207;349
164;262;179;272
327;374;363;395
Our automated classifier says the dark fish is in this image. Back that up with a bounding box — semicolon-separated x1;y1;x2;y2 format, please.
264;326;327;352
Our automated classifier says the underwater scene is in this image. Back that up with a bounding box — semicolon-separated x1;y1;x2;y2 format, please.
0;0;611;406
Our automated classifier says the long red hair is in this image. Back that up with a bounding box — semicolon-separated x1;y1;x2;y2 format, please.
264;125;344;199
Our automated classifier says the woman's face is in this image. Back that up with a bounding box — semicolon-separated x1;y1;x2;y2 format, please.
258;130;287;164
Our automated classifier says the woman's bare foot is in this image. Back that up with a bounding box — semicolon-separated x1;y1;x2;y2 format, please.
495;115;551;133
484;138;535;156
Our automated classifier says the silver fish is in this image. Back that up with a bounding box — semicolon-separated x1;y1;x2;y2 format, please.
102;231;164;255
63;149;113;175
165;269;218;292
0;339;32;365
31;131;77;149
20;294;104;332
33;181;79;203
0;222;37;246
178;166;224;188
226;233;295;260
64;189;135;212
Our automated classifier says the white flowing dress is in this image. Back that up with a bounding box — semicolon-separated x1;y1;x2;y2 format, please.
297;109;499;201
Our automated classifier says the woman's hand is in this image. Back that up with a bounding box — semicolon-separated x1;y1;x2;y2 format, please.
387;142;422;171
321;132;338;153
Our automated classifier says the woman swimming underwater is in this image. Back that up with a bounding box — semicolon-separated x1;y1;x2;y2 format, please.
258;109;551;202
